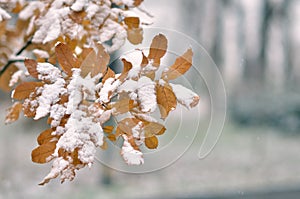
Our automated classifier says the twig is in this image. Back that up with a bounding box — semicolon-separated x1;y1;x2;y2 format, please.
0;39;32;76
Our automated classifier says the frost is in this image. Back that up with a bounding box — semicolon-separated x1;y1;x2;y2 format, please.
121;135;144;165
137;76;157;112
169;83;200;109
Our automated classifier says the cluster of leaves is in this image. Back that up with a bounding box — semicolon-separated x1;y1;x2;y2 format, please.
6;34;200;185
0;0;146;91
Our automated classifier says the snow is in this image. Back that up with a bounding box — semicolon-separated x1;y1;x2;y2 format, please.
118;79;138;93
18;1;45;20
70;0;87;12
169;83;200;109
36;62;62;83
9;70;23;87
0;6;11;21
128;66;141;79
133;113;158;123
98;78;121;103
33;49;50;59
40;157;69;185
112;0;135;7
137;76;157;112
121;135;144;165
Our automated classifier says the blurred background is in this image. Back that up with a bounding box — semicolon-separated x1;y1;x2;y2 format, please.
1;0;300;198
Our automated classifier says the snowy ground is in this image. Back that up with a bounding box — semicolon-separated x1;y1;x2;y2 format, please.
1;92;300;199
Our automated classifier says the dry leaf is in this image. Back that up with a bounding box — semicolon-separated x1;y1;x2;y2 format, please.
12;82;44;100
24;59;39;78
144;122;166;136
124;17;140;29
161;48;193;80
102;67;115;83
0;65;18;92
148;34;168;64
156;83;177;119
127;28;143;45
37;129;58;145
80;43;109;77
103;126;114;134
31;141;57;164
5;102;22;124
55;43;80;76
145;136;158;149
119;58;133;81
111;97;134;115
141;51;148;67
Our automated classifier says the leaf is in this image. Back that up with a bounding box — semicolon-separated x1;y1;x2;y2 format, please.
107;134;117;142
133;0;144;7
161;48;193;80
5;102;22;124
127;28;143;45
111;97;134;115
55;43;80;76
144;122;166;136
0;64;18;92
148;34;168;64
116;118;140;135
12;82;44;100
145;136;158;149
141;51;149;67
118;58;133;81
37;129;58;145
31;141;57;164
103;126;114;134
80;43;109;78
24;59;39;78
156;83;177;119
102;67;115;83
124;17;140;29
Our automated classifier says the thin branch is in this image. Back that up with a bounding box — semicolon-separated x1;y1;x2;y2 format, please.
0;38;32;76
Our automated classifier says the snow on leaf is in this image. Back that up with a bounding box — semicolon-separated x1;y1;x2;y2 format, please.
102;67;115;83
55;43;80;76
161;48;193;80
121;135;144;165
0;64;18;92
9;70;23;87
37;129;58;145
98;77;121;104
5;102;22;124
0;7;11;22
137;76;157;113
169;83;200;109
144;122;166;136
156;83;177;119
36;62;63;83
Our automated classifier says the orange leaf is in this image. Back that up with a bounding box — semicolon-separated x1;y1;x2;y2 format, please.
55;43;80;76
103;126;114;134
31;141;57;164
80;43;109;78
156;83;177;119
161;48;193;80
12;81;44;100
37;129;58;145
124;17;140;29
145;136;158;149
24;59;39;78
102;67;115;83
0;64;18;92
144;122;166;136
107;134;117;142
148;34;168;63
141;51;148;67
133;0;144;7
127;28;143;45
119;58;133;81
5;102;22;124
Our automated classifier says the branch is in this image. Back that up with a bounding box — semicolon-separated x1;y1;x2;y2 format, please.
0;39;32;76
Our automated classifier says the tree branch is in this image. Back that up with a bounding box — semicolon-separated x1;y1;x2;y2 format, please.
0;39;32;76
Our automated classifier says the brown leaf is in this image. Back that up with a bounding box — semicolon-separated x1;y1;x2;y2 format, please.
55;43;80;76
111;97;134;115
161;48;193;80
37;129;58;145
127;28;143;45
103;126;114;134
145;136;158;149
5;102;22;124
141;51;149;67
12;81;44;100
156;83;177;119
69;11;87;24
144;122;166;136
80;43;109;78
107;134;117;142
31;141;57;164
116;118;140;136
0;64;18;92
148;34;168;62
102;67;115;83
118;58;133;81
100;138;108;150
24;59;39;78
124;17;140;29
133;0;144;7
